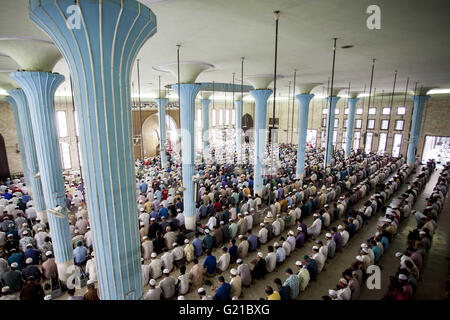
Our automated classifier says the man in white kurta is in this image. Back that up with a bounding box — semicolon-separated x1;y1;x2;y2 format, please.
307;214;322;238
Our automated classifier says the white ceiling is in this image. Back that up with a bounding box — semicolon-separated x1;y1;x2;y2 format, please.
0;0;449;97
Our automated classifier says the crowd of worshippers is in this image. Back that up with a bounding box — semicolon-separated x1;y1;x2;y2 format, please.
0;140;425;301
137;150;408;300
381;161;448;300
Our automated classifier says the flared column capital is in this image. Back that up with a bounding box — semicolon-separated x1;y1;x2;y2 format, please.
347;97;360;106
295;93;314;106
250;89;273;107
200;99;211;108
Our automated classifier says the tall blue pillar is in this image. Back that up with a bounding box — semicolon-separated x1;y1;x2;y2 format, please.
200;99;211;158
407;95;430;164
6;90;47;223
345;98;360;157
295;94;314;177
30;0;157;299
11;72;73;279
324;96;340;165
235;100;243;155
5;96;29;185
250;89;272;196
172;84;201;230
155;98;168;168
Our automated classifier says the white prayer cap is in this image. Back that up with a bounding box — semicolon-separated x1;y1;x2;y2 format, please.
375;232;381;236
45;251;53;257
142;236;148;240
337;225;344;230
361;243;368;248
230;268;237;275
339;278;348;285
238;235;244;239
44;295;52;300
87;279;95;285
184;239;190;244
198;288;206;294
328;289;337;296
149;279;156;286
324;204;329;208
244;212;249;215
26;243;33;248
23;230;29;235
325;233;332;238
140;208;145;212
287;205;292;209
312;246;319;251
163;269;170;274
313;213;319;217
139;222;144;226
204;229;210;234
250;208;255;212
220;221;224;225
1;286;10;293
151;252;157;258
232;296;239;300
22;223;28;227
141;257;144;262
397;273;409;281
356;256;363;262
297;227;302;231
419;230;426;235
295;261;302;266
257;252;264;258
288;231;294;236
274;242;280;247
91;252;95;257
260;223;265;227
236;259;243;264
395;252;402;257
178;296;185;300
172;243;178;247
362;248;369;254
25;258;33;264
150;217;156;221
229;219;233;222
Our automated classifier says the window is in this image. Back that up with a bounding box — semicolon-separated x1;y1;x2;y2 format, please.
225;109;230;125
382;107;391;115
365;132;373;153
343;119;348;128
342;131;347;150
232;109;236;125
354;131;361;150
380;119;389;130
322;108;328;115
368;107;377;115
355;119;362;129
397;106;406;115
322;118;327;127
219;109;223;126
392;133;402;157
74;110;79;137
57;111;68;138
395;120;404;130
335;108;340;115
367;119;375;129
333;130;338;146
334;119;339;128
196;132;201;150
60;142;71;169
212;109;216;126
196;109;202;127
378;132;388;153
344;108;349;115
356;108;363;115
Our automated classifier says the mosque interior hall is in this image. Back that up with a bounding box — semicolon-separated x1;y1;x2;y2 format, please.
0;0;450;303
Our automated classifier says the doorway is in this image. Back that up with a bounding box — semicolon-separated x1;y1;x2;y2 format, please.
0;134;10;181
421;136;450;167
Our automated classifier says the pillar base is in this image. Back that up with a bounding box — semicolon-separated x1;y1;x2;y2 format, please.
185;216;196;231
37;209;48;224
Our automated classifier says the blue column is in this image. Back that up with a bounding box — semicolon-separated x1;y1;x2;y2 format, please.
235;100;243;155
295;94;314;177
172;84;201;230
6;90;47;223
30;0;157;299
200;99;211;157
407;95;430;164
324;96;340;165
250;89;272;195
155;98;168;168
345;98;360;157
4;96;29;185
11;72;73;276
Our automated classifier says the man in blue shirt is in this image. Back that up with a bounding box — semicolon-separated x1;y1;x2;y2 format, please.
228;239;238;263
73;241;88;266
246;230;258;251
213;276;231;300
24;244;40;265
303;255;318;281
274;278;289;300
203;250;216;277
203;229;214;251
192;232;203;257
159;205;168;220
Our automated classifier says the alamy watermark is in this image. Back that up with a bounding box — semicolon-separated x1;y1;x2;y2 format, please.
366;5;381;30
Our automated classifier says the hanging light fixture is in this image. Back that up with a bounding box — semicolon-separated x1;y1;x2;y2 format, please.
324;38;338;167
291;69;297;145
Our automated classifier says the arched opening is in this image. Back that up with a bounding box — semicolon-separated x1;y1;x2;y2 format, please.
141;113;178;158
242;113;254;143
0;134;10;181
